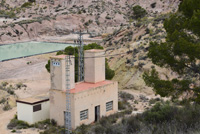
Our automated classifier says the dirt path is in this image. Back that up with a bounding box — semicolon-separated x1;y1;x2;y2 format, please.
0;108;17;134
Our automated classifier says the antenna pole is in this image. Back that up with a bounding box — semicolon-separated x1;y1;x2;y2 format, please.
78;31;84;81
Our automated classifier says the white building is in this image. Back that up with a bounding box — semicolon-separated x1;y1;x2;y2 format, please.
16;94;50;124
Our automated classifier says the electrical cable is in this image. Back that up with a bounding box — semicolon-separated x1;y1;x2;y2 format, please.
68;52;128;59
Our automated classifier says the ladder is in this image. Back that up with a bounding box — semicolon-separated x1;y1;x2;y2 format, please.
65;56;72;134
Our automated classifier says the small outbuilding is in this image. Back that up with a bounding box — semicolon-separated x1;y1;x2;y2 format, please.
16;94;50;124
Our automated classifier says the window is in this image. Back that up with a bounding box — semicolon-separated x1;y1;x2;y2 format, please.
80;109;88;120
106;101;113;112
52;61;60;66
33;104;41;112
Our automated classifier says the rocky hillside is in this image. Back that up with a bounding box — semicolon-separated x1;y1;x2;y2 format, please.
0;0;179;44
103;12;179;94
0;0;181;93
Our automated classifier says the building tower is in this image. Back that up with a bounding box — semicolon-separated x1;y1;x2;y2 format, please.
50;55;75;133
50;55;75;90
84;49;105;83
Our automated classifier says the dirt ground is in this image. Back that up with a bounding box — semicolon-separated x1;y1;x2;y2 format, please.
0;54;53;133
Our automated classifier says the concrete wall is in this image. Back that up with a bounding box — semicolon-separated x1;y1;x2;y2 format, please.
72;81;118;128
32;101;50;123
17;101;50;124
49;89;75;127
50;56;75;90
49;89;66;126
84;49;105;83
17;103;33;124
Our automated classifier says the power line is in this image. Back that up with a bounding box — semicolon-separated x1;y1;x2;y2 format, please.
69;52;128;59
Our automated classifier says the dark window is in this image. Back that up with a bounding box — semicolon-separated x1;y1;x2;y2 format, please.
33;104;41;112
80;109;88;120
106;101;113;112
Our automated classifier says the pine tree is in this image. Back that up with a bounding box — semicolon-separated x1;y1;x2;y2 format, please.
143;0;200;102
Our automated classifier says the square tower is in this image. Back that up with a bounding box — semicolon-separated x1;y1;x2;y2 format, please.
50;55;75;90
84;49;105;83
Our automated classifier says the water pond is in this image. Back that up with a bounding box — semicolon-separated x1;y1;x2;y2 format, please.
0;42;75;61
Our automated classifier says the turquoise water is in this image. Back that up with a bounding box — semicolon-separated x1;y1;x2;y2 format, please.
0;42;74;61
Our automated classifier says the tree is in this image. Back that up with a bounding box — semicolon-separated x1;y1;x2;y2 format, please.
143;0;200;102
132;5;147;19
45;43;115;81
105;58;115;80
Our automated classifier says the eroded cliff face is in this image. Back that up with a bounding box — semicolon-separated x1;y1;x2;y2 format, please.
0;0;180;44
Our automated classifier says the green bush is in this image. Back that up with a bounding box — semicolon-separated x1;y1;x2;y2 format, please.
94;124;105;134
7;89;15;95
149;98;160;105
3;104;11;111
0;98;6;104
43;102;200;134
7;118;30;129
118;101;126;110
105;58;115;80
0;10;16;18
50;119;57;126
132;5;147;19
11;129;16;133
126;117;141;133
119;91;134;101
143;102;178;123
15;82;25;89
33;119;51;129
21;2;32;8
75;124;90;134
1;81;8;87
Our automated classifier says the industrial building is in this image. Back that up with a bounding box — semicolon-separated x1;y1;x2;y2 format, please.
50;49;118;129
16;49;118;130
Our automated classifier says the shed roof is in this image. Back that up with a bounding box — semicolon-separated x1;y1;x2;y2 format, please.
16;94;49;105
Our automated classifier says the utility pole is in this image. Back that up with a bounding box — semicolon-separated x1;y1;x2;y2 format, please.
74;30;88;82
78;31;84;82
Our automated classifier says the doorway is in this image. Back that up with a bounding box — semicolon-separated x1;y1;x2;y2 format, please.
95;105;100;122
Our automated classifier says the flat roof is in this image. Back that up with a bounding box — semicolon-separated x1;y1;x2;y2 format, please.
70;80;113;93
16;94;49;105
85;49;104;53
50;55;66;59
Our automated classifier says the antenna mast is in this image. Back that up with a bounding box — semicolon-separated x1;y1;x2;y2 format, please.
74;30;89;82
77;31;84;81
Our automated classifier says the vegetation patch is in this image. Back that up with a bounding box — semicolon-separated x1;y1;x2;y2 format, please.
132;5;147;19
40;101;200;134
0;10;16;18
21;2;32;8
7;115;30;129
